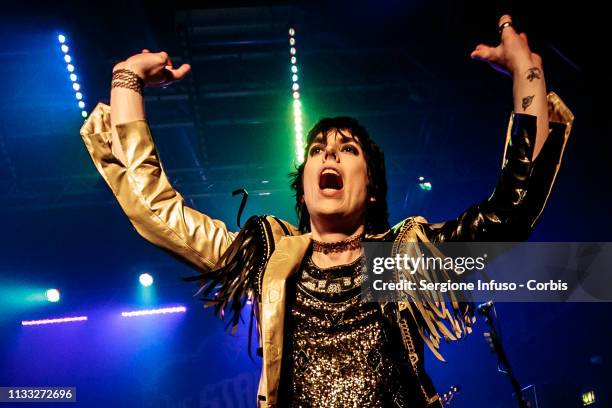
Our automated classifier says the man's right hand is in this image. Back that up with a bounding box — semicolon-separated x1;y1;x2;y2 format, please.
113;49;191;88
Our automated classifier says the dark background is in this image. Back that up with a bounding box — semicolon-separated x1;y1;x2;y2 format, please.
0;1;610;407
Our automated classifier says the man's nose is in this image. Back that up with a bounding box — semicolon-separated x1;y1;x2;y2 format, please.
324;144;339;162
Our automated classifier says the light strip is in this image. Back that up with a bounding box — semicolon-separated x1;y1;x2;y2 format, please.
57;33;88;118
22;316;88;326
120;306;187;317
289;27;305;164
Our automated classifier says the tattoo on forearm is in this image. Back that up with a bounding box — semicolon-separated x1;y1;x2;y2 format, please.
526;67;542;82
522;95;535;111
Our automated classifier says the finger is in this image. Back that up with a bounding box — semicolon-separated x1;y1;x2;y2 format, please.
470;44;497;61
167;64;191;81
498;14;513;28
142;49;150;53
519;32;528;44
157;51;171;67
498;14;517;41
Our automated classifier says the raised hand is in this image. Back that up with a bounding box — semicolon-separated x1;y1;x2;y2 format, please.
470;15;542;78
113;49;191;88
469;14;549;160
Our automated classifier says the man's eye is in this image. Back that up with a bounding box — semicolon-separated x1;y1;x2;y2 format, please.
342;145;358;154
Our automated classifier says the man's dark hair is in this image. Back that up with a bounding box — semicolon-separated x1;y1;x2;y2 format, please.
290;116;390;234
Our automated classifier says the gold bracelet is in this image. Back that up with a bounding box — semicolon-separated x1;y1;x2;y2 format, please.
111;68;144;95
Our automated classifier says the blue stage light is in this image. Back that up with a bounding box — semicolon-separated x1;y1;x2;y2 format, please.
139;273;154;287
58;33;88;119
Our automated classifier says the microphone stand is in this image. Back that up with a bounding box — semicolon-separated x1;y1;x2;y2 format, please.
479;302;530;408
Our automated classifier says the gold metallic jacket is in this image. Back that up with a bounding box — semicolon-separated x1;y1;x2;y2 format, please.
80;92;573;407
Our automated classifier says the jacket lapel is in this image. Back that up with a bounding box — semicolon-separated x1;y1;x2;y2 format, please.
260;233;311;405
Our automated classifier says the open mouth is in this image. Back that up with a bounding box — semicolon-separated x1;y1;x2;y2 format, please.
319;168;343;190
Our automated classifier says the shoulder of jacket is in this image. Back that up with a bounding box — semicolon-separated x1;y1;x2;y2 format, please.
391;215;430;233
261;215;301;242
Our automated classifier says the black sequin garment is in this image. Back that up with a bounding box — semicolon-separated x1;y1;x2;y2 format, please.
278;253;416;408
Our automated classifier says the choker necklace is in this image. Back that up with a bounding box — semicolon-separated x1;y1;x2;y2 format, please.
312;233;364;254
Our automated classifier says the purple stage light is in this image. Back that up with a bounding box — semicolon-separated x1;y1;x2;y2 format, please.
21;316;88;326
120;306;186;317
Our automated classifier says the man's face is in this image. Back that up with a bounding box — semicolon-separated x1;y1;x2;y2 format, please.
302;129;369;230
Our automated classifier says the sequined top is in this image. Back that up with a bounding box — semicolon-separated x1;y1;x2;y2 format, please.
278;252;416;407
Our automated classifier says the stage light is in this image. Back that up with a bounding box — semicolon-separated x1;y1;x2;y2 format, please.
139;273;154;287
582;391;596;406
121;306;186;317
22;316;87;326
418;176;432;191
289;27;305;164
58;33;87;119
419;181;432;191
45;289;60;303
